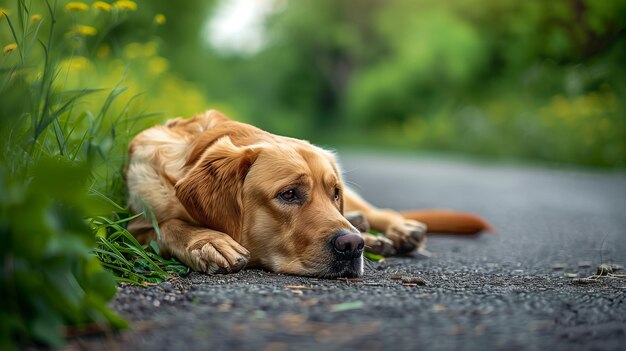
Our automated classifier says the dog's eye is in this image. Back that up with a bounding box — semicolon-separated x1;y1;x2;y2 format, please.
278;189;299;203
334;187;340;201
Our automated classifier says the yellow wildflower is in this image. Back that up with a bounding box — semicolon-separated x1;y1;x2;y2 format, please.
59;56;93;72
123;42;142;59
96;44;110;58
93;1;112;12
0;8;11;17
70;56;91;71
113;1;137;11
72;24;98;36
3;43;17;55
144;41;158;56
65;2;89;12
31;14;42;22
154;14;166;25
148;57;169;75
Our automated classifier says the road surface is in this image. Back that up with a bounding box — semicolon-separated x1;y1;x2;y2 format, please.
78;152;626;350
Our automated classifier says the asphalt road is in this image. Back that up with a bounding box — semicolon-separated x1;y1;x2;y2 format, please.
75;152;626;351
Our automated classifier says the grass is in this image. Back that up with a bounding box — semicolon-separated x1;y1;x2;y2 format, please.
0;1;198;348
89;199;189;285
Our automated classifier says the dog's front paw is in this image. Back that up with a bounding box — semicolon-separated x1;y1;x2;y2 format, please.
188;235;250;274
345;211;371;232
363;233;396;256
385;219;427;254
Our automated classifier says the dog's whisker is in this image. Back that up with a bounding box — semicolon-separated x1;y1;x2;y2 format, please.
344;180;362;191
284;257;305;268
282;256;328;274
363;258;378;271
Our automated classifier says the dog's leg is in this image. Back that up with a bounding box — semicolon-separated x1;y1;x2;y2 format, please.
362;233;396;256
344;187;426;254
345;211;396;256
141;219;250;274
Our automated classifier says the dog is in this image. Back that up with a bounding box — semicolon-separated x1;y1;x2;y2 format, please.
126;110;491;278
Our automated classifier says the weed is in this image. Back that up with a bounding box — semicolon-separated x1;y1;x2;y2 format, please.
0;0;197;348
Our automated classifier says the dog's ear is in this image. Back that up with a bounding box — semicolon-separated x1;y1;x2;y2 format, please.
175;137;259;242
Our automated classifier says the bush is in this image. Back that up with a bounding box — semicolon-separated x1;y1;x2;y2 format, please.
0;0;204;348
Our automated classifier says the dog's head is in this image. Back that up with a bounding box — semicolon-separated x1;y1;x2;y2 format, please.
175;134;363;278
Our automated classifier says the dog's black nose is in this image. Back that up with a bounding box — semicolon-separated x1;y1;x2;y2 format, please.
331;231;364;259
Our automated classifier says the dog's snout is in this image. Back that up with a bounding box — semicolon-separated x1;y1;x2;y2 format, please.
331;230;364;258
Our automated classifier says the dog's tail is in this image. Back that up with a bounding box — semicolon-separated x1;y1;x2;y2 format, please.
400;210;493;235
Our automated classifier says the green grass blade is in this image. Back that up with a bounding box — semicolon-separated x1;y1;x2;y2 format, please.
88;188;129;212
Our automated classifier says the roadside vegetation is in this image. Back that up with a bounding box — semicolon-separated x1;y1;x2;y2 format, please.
1;0;624;349
167;0;626;168
0;1;202;348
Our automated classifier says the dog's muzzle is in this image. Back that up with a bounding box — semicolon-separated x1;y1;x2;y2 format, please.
325;230;364;278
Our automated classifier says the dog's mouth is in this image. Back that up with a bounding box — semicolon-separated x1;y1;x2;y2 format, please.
271;231;365;278
306;252;364;279
324;256;364;278
280;254;363;278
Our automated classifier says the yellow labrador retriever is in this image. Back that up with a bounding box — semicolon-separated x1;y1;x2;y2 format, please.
126;110;490;278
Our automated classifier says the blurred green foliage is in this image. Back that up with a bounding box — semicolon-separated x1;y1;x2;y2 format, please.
0;157;127;348
0;0;199;348
150;0;626;167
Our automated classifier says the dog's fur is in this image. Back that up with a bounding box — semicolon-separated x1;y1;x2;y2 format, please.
126;110;491;277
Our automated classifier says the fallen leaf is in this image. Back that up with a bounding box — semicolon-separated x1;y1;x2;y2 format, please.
433;304;446;312
330;301;364;312
401;276;426;285
285;285;312;289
